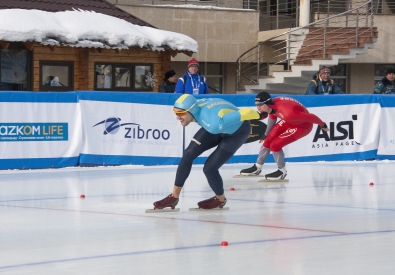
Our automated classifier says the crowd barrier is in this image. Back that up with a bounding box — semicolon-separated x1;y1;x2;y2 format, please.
0;91;394;170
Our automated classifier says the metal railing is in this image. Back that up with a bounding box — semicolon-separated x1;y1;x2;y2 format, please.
235;0;375;90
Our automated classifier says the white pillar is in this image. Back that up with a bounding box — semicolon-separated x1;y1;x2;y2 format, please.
299;0;311;27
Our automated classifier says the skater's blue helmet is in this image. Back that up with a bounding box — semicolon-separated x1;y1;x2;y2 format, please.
173;94;200;119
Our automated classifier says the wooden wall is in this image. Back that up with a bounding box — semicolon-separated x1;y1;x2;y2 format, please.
32;44;172;92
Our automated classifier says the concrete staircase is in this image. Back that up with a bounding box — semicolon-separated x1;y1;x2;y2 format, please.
241;27;378;94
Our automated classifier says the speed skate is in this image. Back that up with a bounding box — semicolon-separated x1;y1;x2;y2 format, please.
258;178;289;183
233;174;264;178
232;178;289;189
189;207;230;211
257;178;289;186
145;208;180;213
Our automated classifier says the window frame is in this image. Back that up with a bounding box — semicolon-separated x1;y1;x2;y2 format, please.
0;43;32;91
327;64;348;94
94;62;154;92
39;61;74;92
200;62;224;94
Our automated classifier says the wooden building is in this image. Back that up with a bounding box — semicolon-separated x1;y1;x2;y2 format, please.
0;0;194;92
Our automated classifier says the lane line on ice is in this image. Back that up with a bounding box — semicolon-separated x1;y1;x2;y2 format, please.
0;203;345;234
1;229;395;270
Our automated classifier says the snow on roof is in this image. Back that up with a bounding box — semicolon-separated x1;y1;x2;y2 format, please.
0;9;198;53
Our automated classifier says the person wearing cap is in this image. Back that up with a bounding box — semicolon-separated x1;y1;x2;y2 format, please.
158;69;177;93
174;58;209;94
373;68;395;94
305;66;344;95
240;92;329;179
152;94;266;210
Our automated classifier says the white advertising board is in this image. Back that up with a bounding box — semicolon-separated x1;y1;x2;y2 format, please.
0;92;81;169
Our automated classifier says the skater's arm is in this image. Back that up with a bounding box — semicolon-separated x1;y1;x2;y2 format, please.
217;108;260;127
217;108;269;131
292;110;329;132
293;109;326;126
264;116;277;136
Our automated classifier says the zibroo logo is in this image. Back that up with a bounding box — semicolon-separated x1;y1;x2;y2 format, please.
93;117;170;140
311;115;360;148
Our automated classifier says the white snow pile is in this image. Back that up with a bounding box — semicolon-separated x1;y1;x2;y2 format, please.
0;9;198;52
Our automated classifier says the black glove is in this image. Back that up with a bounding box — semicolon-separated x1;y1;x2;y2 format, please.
257;111;268;120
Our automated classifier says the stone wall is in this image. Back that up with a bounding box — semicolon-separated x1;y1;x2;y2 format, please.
116;5;259;62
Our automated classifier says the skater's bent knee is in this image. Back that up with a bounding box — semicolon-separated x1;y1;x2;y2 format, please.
270;145;283;152
183;148;199;161
203;165;217;176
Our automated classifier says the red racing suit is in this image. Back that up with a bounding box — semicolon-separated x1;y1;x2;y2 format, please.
263;97;325;152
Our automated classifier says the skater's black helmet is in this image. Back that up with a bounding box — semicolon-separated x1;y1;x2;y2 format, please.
255;92;274;105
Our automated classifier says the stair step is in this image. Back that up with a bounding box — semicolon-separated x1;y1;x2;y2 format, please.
297;46;365;55
302;38;375;46
307;27;377;33
306;31;377;37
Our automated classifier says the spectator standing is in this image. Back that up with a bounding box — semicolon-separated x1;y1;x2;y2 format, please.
373;68;395;94
175;58;209;94
158;69;177;93
305;67;344;95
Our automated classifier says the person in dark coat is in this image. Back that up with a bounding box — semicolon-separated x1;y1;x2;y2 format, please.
158;69;177;93
373;68;395;94
305;66;344;95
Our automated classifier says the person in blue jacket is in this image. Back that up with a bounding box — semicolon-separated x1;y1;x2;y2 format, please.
174;58;209;94
152;94;266;210
305;67;344;95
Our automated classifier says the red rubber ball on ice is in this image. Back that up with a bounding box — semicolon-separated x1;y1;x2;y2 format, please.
221;241;228;246
230;187;235;191
80;194;85;198
369;182;374;186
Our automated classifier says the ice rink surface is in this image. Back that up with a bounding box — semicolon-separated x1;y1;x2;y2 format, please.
1;161;395;274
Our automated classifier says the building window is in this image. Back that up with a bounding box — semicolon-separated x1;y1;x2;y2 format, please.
374;64;395;85
40;61;73;91
259;0;294;16
95;63;153;91
199;62;223;93
1;46;31;91
328;64;347;93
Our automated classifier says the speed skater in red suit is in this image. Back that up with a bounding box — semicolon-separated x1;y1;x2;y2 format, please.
240;91;330;179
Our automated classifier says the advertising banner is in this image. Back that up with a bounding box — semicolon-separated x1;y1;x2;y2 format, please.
377;95;395;160
0;92;392;170
283;103;380;161
78;92;183;166
0;92;81;169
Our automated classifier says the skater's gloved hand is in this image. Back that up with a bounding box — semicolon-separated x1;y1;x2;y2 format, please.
259;134;266;143
320;123;329;132
257;111;268;120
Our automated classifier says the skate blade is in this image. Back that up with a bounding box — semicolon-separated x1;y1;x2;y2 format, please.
189;207;230;211
233;182;288;189
145;208;180;213
233;175;264;178
258;179;289;183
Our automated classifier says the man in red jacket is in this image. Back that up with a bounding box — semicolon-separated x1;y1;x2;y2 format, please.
240;92;329;179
